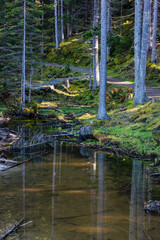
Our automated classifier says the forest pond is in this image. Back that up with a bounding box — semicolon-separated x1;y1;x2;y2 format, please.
0;141;160;240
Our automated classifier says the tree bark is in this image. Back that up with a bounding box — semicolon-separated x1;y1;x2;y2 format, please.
134;0;150;104
21;0;26;111
107;0;111;56
92;0;100;90
97;0;110;120
54;0;59;49
139;0;150;103
151;0;158;62
61;0;64;42
41;1;44;55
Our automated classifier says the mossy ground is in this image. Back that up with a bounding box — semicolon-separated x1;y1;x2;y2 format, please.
24;71;160;158
47;34;92;67
1;34;160;160
46;34;160;87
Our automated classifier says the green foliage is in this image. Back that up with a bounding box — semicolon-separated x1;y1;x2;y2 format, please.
4;100;38;118
47;35;91;67
0;0;42;83
108;33;133;56
41;66;83;80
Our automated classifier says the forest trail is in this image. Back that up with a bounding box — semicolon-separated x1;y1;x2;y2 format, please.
43;62;160;100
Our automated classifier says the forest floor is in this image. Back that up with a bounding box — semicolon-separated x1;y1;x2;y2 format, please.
42;62;160;100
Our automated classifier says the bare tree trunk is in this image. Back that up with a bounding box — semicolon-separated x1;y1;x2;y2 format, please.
28;65;34;103
92;0;100;90
67;7;70;38
97;0;110;120
151;0;158;62
107;0;111;56
61;0;64;42
134;0;150;104
147;0;152;51
54;0;59;49
21;0;26;111
139;0;150;102
41;1;44;55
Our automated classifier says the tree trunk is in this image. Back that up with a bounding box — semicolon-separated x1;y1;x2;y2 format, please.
92;0;100;90
61;0;64;42
97;0;110;120
21;0;26;111
134;0;150;104
107;0;111;56
139;0;150;103
54;0;59;49
28;65;34;103
151;0;158;63
67;7;70;38
41;1;44;55
147;0;152;51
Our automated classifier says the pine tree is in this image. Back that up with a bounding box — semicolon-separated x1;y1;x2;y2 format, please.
97;0;110;120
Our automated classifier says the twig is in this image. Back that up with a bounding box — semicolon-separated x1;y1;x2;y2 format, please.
20;221;32;227
1;155;40;171
0;218;24;240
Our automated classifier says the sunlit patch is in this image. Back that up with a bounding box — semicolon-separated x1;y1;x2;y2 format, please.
38;101;57;108
21;188;48;192
60;190;89;194
79;113;93;120
53;88;78;97
46;162;91;167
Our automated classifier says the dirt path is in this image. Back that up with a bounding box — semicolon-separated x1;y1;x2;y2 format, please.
43;62;160;100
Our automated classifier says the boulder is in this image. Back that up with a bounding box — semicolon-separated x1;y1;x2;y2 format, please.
77;126;95;143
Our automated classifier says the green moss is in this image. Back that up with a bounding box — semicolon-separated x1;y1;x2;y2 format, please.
47;35;92;67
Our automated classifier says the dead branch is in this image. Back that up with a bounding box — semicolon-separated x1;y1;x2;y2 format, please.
0;158;18;164
1;155;40;171
49;132;79;138
0;218;24;240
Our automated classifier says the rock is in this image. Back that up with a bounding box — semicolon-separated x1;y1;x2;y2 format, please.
79;126;94;136
77;126;95;143
144;200;160;213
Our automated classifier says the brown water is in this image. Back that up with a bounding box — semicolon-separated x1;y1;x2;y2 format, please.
0;142;160;240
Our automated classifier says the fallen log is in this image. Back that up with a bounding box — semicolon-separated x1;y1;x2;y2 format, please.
1;155;40;171
12;140;48;150
0;158;18;164
49;132;79;138
0;218;24;240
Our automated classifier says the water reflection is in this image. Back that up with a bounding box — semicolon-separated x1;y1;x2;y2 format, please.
0;144;159;240
52;140;56;239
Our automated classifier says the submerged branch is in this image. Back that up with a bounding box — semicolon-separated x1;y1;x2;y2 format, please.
0;218;24;240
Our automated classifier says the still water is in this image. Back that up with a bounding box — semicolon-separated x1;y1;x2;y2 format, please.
0;142;160;240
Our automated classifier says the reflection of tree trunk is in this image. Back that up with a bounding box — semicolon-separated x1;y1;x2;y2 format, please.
52;140;56;238
129;161;146;240
90;152;97;239
21;126;26;237
129;161;137;240
91;152;97;182
97;153;104;240
136;162;143;240
59;142;63;184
